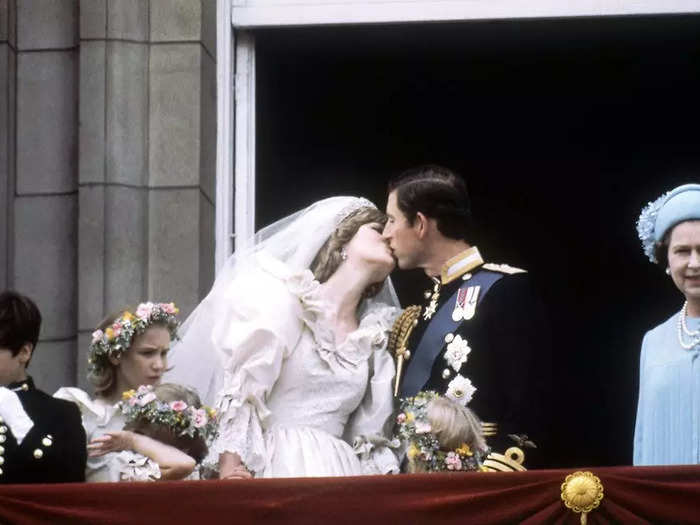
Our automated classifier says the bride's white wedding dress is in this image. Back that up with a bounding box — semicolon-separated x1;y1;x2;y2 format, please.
166;197;401;478
208;262;398;477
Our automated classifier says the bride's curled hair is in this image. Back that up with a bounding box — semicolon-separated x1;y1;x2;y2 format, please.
310;206;388;298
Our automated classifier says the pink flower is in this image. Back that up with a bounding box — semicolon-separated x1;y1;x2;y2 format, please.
445;452;462;471
128;396;139;406
91;329;104;344
136;392;157;406
111;322;122;337
136;385;152;395
192;408;207;428
163;303;176;314
170;400;187;412
396;413;406;424
136;303;153;320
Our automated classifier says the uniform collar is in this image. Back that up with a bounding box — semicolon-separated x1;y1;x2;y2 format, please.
439;246;484;285
6;376;34;393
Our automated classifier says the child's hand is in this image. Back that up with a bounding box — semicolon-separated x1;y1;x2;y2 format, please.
87;430;135;457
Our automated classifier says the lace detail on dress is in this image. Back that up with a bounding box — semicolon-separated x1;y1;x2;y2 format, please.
286;270;398;370
208;399;266;474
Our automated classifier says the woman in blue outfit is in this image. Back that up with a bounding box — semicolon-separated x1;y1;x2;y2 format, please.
634;183;700;465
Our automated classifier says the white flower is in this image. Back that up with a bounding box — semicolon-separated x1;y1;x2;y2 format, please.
414;421;432;434
446;374;476;406
91;329;104;344
444;335;471;372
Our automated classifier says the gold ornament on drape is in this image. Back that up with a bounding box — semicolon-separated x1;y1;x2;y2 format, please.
561;471;604;525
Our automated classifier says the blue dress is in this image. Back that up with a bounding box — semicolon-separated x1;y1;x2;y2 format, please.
633;311;700;465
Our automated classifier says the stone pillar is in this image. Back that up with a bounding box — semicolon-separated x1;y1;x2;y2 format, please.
1;1;79;394
0;1;216;393
76;0;216;390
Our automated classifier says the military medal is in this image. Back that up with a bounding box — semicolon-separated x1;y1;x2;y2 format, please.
463;285;480;320
452;288;467;321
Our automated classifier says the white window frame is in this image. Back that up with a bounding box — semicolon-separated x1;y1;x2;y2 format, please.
215;0;700;272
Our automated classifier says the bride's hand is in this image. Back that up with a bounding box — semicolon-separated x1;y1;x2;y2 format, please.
219;451;252;479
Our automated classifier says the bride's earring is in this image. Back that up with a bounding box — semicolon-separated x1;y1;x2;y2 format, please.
340;249;348;261
666;267;671;275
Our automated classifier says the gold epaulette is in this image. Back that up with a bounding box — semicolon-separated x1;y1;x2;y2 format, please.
482;447;527;472
390;305;421;397
482;263;527;275
388;305;421;355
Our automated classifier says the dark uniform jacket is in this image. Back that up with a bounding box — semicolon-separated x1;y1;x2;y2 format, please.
396;247;550;468
0;376;87;484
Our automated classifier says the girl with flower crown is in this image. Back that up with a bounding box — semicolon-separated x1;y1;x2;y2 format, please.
166;197;402;478
54;302;197;481
98;383;216;481
395;391;488;473
634;184;700;465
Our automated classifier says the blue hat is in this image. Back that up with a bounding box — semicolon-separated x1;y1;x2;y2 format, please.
637;183;700;263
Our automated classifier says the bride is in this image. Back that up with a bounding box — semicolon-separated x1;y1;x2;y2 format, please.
166;196;401;478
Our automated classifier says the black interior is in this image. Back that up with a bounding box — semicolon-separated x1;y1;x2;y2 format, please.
254;14;700;467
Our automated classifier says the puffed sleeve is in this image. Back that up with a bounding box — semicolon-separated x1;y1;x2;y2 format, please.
343;304;401;475
207;263;306;474
54;387;123;482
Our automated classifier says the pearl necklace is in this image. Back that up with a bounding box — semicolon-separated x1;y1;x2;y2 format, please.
677;301;700;350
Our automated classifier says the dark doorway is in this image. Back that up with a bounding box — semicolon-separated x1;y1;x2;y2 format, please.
254;15;700;467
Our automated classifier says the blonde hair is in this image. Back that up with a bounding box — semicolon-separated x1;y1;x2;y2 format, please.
407;397;487;473
310;206;388;298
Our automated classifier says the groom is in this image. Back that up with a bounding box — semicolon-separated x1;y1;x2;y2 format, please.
382;165;549;469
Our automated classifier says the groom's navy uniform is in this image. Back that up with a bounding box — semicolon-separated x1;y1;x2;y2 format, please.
0;377;86;484
394;247;550;469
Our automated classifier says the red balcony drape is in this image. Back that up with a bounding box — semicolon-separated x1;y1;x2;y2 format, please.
2;465;700;524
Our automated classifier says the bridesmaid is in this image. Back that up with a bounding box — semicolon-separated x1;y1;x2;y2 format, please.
55;302;195;480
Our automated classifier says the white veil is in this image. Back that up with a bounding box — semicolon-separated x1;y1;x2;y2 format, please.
166;196;400;405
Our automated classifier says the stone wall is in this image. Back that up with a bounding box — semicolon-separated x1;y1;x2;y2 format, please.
1;0;216;393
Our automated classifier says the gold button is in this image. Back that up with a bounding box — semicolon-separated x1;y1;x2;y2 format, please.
21;383;29;391
33;449;43;459
0;467;3;475
0;426;7;434
0;435;6;443
42;437;53;447
403;350;411;360
0;457;4;465
0;445;4;454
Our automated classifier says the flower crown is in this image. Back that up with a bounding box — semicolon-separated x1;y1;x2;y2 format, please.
636;190;670;263
395;391;487;472
89;302;180;373
121;385;218;446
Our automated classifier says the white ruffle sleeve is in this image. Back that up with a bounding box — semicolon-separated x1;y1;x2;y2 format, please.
207;257;307;474
343;304;401;475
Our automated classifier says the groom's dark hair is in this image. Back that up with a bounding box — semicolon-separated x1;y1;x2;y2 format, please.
387;165;473;241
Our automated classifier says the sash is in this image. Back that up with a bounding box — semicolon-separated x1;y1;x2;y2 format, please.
400;270;504;397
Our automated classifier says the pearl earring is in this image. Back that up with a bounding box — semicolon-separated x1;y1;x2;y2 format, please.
340;249;348;261
666;267;671;275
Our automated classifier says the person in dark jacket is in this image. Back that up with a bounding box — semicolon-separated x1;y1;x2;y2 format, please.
0;290;87;484
383;165;550;470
